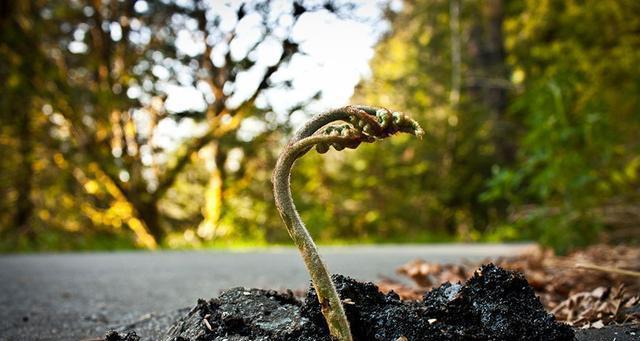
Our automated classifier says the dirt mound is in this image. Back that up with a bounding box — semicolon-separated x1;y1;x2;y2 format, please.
380;244;640;328
107;264;573;341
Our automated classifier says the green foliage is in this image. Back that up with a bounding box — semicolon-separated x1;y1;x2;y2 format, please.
480;0;640;250
353;0;640;251
0;1;332;251
351;0;510;243
2;0;639;253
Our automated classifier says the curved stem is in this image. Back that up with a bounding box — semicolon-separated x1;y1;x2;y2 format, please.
273;136;353;341
272;105;423;341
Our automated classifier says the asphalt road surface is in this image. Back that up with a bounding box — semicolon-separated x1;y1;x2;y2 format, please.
0;244;534;340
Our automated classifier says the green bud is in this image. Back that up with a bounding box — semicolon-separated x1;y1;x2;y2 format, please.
363;124;373;135
345;140;360;149
392;112;402;124
316;143;329;154
376;109;390;128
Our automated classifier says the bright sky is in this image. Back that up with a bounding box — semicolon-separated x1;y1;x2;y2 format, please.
154;0;399;147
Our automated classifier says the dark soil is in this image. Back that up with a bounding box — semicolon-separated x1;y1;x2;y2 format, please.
106;264;576;341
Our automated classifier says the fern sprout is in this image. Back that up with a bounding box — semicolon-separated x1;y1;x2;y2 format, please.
272;105;424;341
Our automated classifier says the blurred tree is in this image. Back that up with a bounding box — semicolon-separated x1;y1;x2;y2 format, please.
1;2;40;244
343;0;638;250
481;0;640;251
3;0;638;252
346;0;513;240
0;0;332;249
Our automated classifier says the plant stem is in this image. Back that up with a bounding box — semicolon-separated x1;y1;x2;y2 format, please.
272;105;423;341
273;150;352;340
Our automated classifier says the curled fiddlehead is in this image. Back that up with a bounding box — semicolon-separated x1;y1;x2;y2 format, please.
272;105;424;341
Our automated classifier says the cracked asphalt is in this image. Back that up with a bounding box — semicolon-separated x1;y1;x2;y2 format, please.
1;244;535;340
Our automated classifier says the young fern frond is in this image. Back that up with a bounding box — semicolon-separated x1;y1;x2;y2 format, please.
272;105;424;341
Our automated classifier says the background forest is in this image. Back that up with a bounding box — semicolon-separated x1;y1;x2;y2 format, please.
1;0;639;253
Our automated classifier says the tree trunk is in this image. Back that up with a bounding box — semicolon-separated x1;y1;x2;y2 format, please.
199;143;227;240
135;199;165;244
467;0;515;164
13;110;35;242
3;2;37;243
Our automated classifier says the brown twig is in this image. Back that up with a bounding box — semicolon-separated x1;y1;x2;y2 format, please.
576;262;640;278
